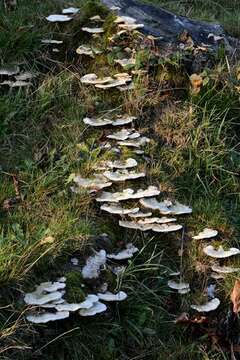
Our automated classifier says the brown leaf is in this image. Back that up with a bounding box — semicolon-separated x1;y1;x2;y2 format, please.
231;279;240;314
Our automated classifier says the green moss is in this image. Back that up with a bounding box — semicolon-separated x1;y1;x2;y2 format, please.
65;271;86;302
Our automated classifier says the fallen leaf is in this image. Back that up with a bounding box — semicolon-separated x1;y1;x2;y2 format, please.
231;280;240;313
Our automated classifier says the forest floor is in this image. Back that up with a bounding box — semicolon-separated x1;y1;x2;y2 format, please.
0;1;240;359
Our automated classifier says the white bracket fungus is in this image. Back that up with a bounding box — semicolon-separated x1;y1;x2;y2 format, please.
211;264;240;274
129;211;152;218
90;15;104;22
41;39;63;44
118;23;144;31
103;169;145;182
193;228;218;240
82;250;107;279
97;158;138;170
203;245;240;258
119;221;182;232
26;311;69;324
107;129;140;141
79;301;107;316
81;27;104;34
114;16;136;24
95;79;128;89
55;295;99;312
62;7;79;14
24;282;65;305
80;74;112;84
96;186;160;202
46;15;72;22
137;217;177;224
140;198;192;215
97;291;127;301
100;203;139;215
119;220;152;231
76;45;102;57
117;136;150;147
0;66;19;76
83;115;136;127
72;174;112;191
107;243;139;260
167;280;190;294
191;298;220;312
114;58;136;68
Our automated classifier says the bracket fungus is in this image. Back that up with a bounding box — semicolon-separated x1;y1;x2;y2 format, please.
114;16;136;24
62;7;79;14
76;45;102;57
114;72;132;81
55;295;99;312
96;186;160;202
119;220;152;231
97;291;127;301
193;228;218;240
118;23;144;31
24;281;65;306
98;158;138;169
103;169;145;182
81;27;104;34
112;115;136;126
203;245;240;258
15;72;35;81
117;136;150;147
0;65;19;76
83;116;113;126
137;217;177;224
95;79;128;89
72;174;112;191
83;115;136;127
107;243;139;260
46;14;72;22
140;198;192;215
129;211;152;218
26;311;69;324
107;129;140;141
151;223;183;233
90;15;104;22
82;250;107;279
80;74;112;84
100;203;139;215
191;298;220;312
167;280;190;294
211;265;240;274
79;301;107;316
114;58;136;67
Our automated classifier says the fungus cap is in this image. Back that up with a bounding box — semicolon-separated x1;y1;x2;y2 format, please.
46;14;72;22
97;291;127;301
203;245;240;258
167;280;190;291
81;27;104;33
26;311;69;323
191;298;220;312
79;301;107;316
62;7;79;14
100;203;139;215
103;169;145;182
107;243;139;260
193;228;218;240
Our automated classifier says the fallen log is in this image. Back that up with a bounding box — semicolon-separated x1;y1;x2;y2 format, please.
101;0;234;49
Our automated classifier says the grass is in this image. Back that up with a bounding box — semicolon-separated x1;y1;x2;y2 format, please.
0;0;240;359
